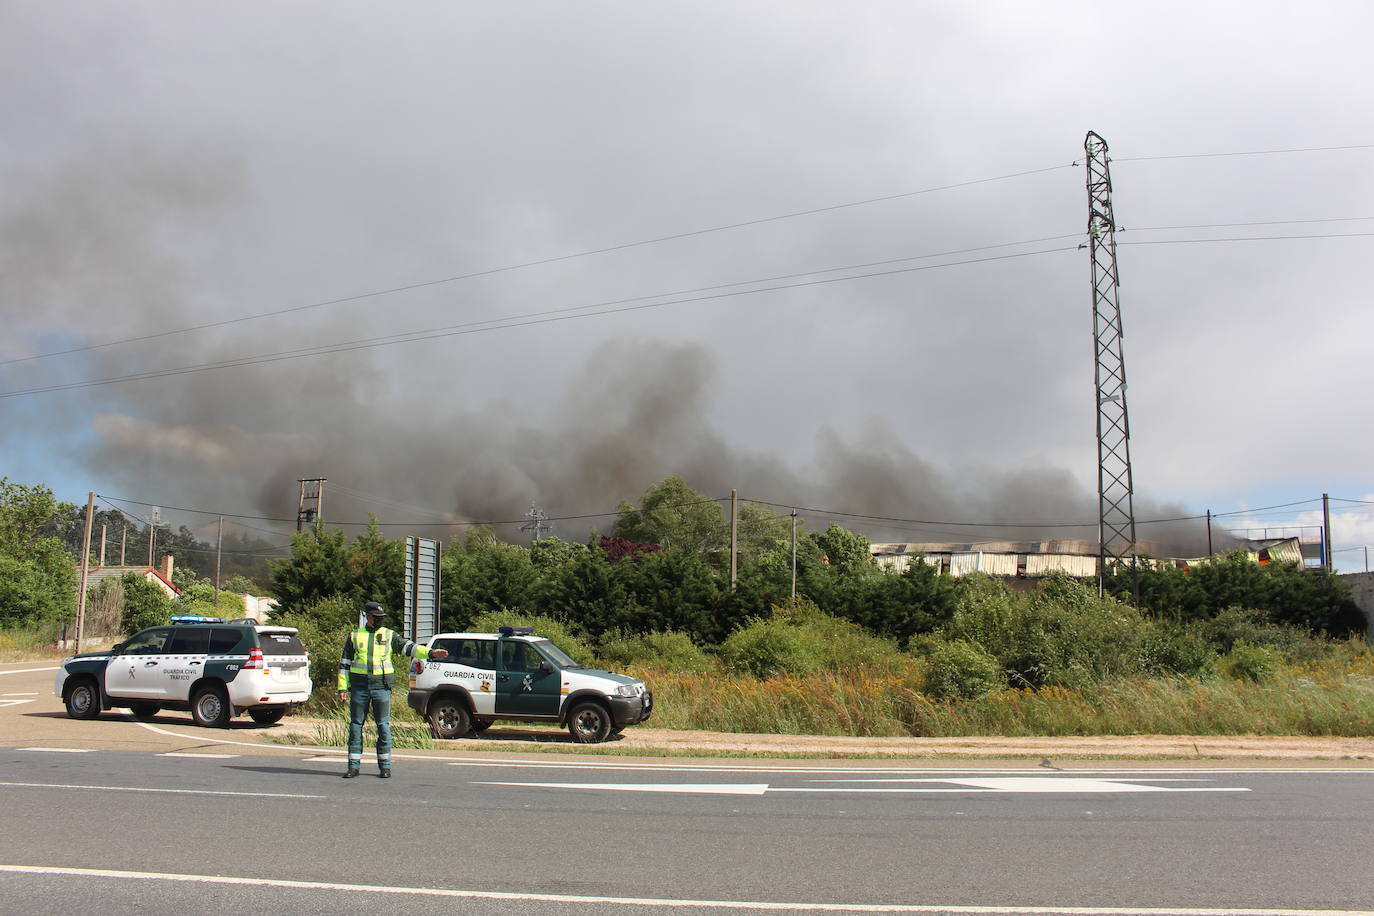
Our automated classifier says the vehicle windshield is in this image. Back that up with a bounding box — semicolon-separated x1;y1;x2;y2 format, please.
533;639;580;668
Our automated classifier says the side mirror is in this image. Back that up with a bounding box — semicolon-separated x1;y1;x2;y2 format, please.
111;642;126;655
538;660;552;674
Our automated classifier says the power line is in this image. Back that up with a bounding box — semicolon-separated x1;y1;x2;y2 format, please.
1120;232;1374;247
1112;143;1374;162
97;493;728;530
1;245;1078;399
0;163;1074;368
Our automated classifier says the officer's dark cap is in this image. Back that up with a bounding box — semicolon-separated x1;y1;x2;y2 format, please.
364;601;385;617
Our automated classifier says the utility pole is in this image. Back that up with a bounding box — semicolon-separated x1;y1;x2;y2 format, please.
297;478;326;531
99;523;107;567
148;507;162;567
729;489;738;591
520;505;551;541
1206;510;1213;556
75;492;94;653
790;510;798;599
214;516;224;604
119;524;127;566
1084;131;1138;599
1322;493;1333;571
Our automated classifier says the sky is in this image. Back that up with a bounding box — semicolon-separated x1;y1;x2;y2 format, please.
1;1;1371;571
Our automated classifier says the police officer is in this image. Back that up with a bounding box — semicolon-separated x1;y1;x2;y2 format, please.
337;601;447;779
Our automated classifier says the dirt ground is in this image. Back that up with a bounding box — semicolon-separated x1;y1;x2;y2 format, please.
263;717;1374;760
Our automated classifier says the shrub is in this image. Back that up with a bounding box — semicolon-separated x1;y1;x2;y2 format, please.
597;630;716;673
120;574;171;635
1222;641;1280;684
1138;623;1219;680
718;600;899;677
943;574;1154;689
919;638;1003;699
466;611;595;665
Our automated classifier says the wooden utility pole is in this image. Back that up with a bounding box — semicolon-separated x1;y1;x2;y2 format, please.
1206;510;1213;555
790;510;798;599
214;516;224;604
99;524;107;566
729;489;738;590
1322;493;1333;571
120;524;127;566
75;492;95;653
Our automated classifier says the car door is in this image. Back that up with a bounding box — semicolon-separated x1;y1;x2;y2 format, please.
104;628;172;700
495;640;560;718
430;637;498;716
159;627;210;702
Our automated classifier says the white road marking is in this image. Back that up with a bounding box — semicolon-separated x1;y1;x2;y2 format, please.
481;781;772;795
1;864;1370;915
18;747;94;753
0;781;323;799
479;777;1250;795
0;666;59;675
795;777;1250;794
157;752;239;759
0;699;35;709
119;722;1374;778
0;692;39;696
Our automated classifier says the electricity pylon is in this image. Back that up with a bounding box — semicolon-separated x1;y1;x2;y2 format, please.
1084;131;1138;597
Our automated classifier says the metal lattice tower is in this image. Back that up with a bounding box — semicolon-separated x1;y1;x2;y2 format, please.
1084;131;1137;594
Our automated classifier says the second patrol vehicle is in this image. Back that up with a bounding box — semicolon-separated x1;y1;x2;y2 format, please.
407;626;653;743
54;616;312;727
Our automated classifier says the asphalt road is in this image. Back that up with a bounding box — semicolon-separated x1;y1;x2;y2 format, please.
6;660;1374;915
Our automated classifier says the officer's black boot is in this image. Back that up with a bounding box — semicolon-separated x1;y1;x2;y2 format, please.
343;768;360;778
379;769;391;778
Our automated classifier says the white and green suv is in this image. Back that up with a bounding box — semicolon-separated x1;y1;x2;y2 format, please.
407;627;653;743
54;616;312;727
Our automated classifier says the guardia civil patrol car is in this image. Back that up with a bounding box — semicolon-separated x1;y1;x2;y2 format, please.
54;616;312;727
407;627;653;743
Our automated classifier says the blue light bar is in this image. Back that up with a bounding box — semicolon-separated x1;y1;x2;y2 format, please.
498;626;534;636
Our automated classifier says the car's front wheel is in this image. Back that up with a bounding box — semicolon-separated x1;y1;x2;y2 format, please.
567;701;612;743
191;685;231;728
248;707;286;725
64;679;101;720
426;697;471;739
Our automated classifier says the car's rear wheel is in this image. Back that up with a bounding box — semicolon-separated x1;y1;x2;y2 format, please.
64;679;101;720
427;697;471;739
191;685;231;728
248;707;286;725
129;702;160;720
567;701;613;743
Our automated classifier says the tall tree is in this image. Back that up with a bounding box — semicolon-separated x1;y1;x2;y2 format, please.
612;476;727;556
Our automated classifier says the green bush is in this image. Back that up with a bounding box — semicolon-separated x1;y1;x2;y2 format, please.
1139;623;1219;679
919;638;1003;699
943;574;1154;689
718;600;898;677
465;611;595;665
597;630;716;673
120;574;171;635
1222;641;1281;684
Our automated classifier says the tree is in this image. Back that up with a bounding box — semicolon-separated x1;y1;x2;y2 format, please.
0;479;76;627
268;524;358;615
1107;551;1363;634
120;573;171;635
439;527;537;629
612;476;727;555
